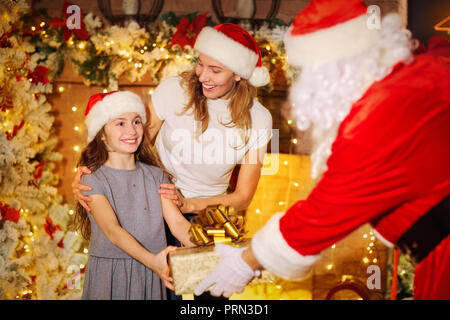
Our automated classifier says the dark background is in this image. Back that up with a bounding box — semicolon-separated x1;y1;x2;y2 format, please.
408;0;450;45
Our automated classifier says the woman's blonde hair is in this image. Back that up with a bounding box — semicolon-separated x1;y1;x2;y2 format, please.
179;70;257;146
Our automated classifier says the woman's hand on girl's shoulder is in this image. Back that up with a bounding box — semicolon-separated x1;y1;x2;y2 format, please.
158;184;184;208
72;166;93;211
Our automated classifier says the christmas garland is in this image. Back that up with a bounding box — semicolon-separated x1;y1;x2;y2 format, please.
17;1;293;91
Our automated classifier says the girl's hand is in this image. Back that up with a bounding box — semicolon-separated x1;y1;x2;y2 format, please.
153;246;178;290
72;166;93;211
158;184;185;208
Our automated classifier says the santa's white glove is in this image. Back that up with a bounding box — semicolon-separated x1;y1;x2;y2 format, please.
194;244;260;297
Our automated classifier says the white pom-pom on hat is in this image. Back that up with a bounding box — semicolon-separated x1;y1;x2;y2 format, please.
194;23;270;87
249;65;270;87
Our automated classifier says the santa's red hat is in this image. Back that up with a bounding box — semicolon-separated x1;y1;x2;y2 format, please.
194;23;270;87
284;0;381;66
85;91;146;142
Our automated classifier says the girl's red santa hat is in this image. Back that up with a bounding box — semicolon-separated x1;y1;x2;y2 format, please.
284;0;381;67
85;91;147;142
194;23;270;87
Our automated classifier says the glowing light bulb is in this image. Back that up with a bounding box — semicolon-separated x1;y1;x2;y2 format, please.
363;257;369;264
58;86;65;93
74;126;79;131
72;106;77;112
148;89;154;95
255;209;261;214
73;145;80;152
292;138;298;144
69;210;74;215
326;264;333;270
287;119;293;125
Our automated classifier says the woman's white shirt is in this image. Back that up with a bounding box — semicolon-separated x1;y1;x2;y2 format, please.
152;76;272;198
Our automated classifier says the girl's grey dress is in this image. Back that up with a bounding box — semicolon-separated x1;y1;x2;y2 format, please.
80;161;169;300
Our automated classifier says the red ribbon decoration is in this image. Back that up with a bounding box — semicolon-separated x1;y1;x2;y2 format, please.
33;161;46;180
170;14;208;50
5;119;25;140
43;216;62;240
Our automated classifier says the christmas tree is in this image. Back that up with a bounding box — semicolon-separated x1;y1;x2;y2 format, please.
0;0;87;300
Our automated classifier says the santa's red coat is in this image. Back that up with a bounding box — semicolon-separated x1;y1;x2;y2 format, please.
278;54;450;299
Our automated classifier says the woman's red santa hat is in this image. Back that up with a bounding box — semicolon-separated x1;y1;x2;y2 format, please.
284;0;381;66
194;23;270;87
84;91;147;142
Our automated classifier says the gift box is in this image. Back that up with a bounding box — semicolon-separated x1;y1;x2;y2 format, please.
168;238;276;295
168;205;276;295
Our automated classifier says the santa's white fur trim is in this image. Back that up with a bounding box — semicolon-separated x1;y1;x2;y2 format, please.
85;91;146;142
284;14;381;67
194;27;259;81
372;228;394;247
252;212;320;280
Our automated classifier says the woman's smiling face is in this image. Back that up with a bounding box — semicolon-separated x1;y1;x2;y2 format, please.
195;53;241;99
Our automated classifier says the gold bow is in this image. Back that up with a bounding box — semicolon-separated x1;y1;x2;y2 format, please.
189;205;245;245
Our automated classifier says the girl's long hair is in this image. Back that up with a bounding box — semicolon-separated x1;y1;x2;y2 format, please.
71;125;171;240
179;70;257;146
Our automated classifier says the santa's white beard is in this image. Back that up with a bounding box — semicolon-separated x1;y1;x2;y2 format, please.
289;14;416;179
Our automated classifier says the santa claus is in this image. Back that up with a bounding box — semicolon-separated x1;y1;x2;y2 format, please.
194;0;450;299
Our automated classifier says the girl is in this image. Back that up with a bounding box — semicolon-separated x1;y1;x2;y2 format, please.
73;90;193;300
72;24;273;299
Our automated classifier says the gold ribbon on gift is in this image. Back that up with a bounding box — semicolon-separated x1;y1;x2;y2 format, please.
189;205;245;245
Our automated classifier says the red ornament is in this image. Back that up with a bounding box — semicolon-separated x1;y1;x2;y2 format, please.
48;1;90;41
170;14;208;50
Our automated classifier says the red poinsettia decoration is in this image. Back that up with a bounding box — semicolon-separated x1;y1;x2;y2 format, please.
0;202;20;224
27;65;50;85
170;14;208;50
48;0;90;41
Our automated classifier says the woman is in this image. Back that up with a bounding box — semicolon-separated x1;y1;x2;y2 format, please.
74;23;272;218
